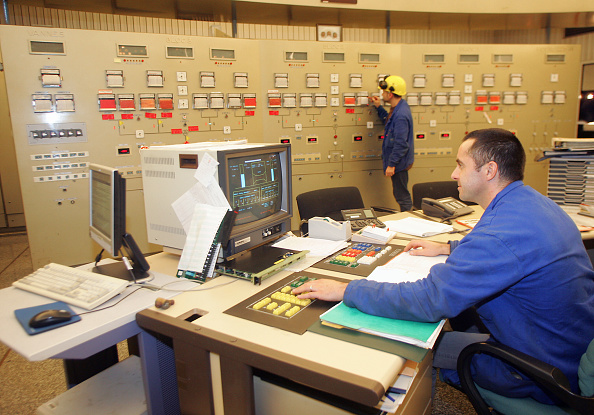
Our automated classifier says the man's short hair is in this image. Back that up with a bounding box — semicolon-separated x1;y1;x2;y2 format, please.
463;128;525;182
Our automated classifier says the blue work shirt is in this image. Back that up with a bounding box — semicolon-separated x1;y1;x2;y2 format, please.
344;181;594;403
376;100;414;173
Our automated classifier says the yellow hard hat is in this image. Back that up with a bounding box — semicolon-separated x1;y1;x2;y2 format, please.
378;75;407;96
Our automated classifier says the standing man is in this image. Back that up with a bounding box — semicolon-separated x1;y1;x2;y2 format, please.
294;128;594;405
370;75;414;211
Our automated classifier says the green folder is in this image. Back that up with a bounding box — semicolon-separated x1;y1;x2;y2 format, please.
308;320;429;362
319;302;444;349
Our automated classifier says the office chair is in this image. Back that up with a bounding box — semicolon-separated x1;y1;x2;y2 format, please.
296;186;398;234
412;181;463;210
456;339;594;415
296;186;365;223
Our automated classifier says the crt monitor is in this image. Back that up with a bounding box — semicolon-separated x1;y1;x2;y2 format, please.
140;142;292;257
89;163;151;282
217;144;292;257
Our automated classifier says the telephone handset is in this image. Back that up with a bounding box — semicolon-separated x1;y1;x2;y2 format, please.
341;208;386;231
421;197;474;219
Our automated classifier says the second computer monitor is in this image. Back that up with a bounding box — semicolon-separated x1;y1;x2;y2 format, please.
89;163;151;282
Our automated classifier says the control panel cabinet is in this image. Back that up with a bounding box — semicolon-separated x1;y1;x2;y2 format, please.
0;25;580;267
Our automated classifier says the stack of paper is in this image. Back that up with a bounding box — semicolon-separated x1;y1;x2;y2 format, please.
351;225;397;244
384;217;453;237
272;235;348;271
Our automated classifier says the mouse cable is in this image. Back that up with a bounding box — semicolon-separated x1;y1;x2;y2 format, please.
74;278;239;318
131;277;238;293
94;249;104;267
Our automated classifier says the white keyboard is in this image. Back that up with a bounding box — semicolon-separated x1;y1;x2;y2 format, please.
13;263;129;310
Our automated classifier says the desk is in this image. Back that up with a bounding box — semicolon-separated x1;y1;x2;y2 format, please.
137;231;465;415
0;262;195;412
139;206;594;415
0;210;471;415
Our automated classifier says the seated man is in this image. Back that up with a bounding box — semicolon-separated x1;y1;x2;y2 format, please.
293;128;594;404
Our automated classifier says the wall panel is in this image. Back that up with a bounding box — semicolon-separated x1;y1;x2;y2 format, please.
0;25;581;267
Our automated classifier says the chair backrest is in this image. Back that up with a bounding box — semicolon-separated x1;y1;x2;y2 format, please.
412;181;461;210
296;186;365;222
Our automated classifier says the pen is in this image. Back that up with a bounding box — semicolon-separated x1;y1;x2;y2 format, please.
448;229;468;234
387;386;406;394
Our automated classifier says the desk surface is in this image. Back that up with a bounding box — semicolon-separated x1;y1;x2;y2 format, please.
135;207;488;410
0;264;195;361
137;214;476;410
144;253;406;396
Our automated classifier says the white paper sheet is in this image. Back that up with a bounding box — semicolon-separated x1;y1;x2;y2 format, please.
272;236;348;258
172;181;231;233
367;252;447;284
194;152;219;186
178;204;229;273
383;217;453;237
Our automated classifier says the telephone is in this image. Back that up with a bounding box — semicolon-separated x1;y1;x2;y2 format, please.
341;208;386;231
421;197;474;219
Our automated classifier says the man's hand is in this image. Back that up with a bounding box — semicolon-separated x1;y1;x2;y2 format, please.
370;96;381;108
292;279;348;301
385;166;396;177
403;240;450;257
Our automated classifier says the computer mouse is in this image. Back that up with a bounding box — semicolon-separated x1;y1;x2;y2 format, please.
28;309;73;329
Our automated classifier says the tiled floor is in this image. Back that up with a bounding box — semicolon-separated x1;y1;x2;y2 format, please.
0;232;68;415
0;231;475;415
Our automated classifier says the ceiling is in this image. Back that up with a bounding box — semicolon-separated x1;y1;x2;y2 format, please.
7;0;594;32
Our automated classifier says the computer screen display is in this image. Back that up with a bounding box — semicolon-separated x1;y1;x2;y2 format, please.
227;152;282;226
89;163;125;257
217;143;292;256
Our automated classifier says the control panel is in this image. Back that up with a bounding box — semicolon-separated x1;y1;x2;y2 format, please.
224;271;345;334
0;25;581;268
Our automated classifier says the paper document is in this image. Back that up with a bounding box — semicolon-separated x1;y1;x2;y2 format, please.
359;226;397;243
368;252;446;284
384;217;453;237
194;152;219;186
172;181;231;233
272;235;348;257
272;236;348;272
178;204;229;273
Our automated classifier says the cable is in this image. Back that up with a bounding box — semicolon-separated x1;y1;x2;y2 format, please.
0;245;29;276
94;249;104;266
74;286;144;317
0;348;10;370
132;277;239;293
72;276;238;317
